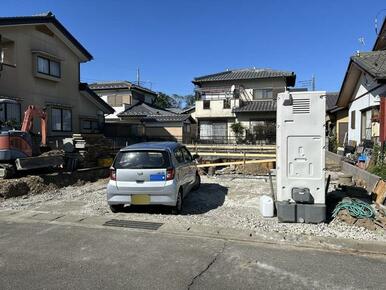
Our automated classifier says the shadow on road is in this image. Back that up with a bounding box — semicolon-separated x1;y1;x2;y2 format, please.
121;182;228;215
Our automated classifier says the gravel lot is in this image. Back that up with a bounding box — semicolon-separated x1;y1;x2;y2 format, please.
1;175;385;242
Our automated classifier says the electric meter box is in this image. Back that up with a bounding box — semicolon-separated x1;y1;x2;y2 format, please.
276;91;326;223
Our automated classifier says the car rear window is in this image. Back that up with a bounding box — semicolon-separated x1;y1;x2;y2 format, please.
114;150;171;169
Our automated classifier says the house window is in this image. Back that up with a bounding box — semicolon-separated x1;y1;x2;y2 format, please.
223;99;231;109
107;95;123;107
37;56;61;78
0;101;21;125
81;119;99;131
52;108;72;132
203;100;210;109
361;109;372;141
253;89;273;100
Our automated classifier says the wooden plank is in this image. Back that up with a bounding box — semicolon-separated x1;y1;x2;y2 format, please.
184;144;276;150
195;152;276;158
197;159;276;168
374;179;386;205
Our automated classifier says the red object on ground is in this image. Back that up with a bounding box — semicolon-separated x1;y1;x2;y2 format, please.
380;97;386;143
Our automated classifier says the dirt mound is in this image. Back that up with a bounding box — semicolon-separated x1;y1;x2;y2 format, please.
0;168;108;199
0;176;58;199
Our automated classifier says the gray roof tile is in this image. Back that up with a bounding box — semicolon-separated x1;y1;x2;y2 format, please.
351;51;386;80
325;92;339;111
89;81;157;95
233;100;276;113
193;68;296;86
118;103;191;122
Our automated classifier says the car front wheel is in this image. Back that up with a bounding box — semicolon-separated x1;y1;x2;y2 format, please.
110;204;124;213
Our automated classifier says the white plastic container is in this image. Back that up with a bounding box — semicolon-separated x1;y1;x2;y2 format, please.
260;195;274;218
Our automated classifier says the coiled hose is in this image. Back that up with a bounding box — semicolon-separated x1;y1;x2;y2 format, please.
332;198;375;219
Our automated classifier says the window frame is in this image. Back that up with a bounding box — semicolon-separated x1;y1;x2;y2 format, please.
253;89;273;100
81;119;99;132
223;98;231;109
361;109;372;141
37;56;61;78
0;101;21;125
203;100;210;110
51;107;72;132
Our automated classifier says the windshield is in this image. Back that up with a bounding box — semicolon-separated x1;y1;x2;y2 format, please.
114;150;171;169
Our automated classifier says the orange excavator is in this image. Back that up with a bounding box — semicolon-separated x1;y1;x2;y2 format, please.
0;100;63;178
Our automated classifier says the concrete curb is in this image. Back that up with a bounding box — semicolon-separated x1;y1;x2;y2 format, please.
159;223;386;256
1;209;386;256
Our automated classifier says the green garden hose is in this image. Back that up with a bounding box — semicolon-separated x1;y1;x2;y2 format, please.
332;198;375;219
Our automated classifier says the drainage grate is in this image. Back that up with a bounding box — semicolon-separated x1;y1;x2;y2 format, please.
103;219;163;231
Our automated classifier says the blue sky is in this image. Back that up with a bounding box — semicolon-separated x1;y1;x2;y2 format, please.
1;0;386;95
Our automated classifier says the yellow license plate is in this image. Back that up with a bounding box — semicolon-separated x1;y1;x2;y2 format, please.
131;194;150;205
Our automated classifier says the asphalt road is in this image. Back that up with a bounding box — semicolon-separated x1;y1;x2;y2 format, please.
0;221;385;290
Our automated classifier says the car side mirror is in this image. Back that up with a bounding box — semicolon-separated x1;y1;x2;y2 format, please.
192;154;199;160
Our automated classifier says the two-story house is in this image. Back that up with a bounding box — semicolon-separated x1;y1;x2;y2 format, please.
192;68;296;143
89;81;158;121
0;12;114;145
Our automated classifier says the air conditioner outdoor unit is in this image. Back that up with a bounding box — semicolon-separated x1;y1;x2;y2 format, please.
276;91;326;223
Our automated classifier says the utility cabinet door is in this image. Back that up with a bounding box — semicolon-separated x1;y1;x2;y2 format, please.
287;136;322;179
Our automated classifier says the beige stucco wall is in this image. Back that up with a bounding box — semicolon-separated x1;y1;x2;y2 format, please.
146;126;182;138
0;24;105;138
195;99;239;118
194;77;286;141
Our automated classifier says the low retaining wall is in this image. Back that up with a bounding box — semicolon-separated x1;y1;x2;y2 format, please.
325;150;343;166
340;162;380;191
325;150;381;191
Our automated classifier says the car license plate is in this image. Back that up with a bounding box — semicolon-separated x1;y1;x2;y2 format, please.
131;194;150;205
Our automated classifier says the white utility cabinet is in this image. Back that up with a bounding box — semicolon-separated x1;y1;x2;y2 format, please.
276;91;326;223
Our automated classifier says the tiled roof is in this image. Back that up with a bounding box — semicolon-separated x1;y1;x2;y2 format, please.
351;51;386;80
89;81;157;96
165;107;183;114
325;92;339;112
78;83;115;114
118;103;191;122
233;100;276;113
193;68;296;86
181;106;195;114
0;12;92;60
145;115;191;122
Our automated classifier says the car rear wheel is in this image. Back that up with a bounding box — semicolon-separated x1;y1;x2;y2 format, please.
110;204;124;213
193;172;201;191
172;189;183;215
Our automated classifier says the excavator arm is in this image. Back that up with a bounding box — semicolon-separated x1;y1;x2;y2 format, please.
21;105;47;146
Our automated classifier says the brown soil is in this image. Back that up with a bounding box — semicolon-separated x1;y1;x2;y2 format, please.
0;168;108;199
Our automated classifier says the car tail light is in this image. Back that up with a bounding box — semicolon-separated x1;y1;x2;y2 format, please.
166;168;175;180
110;168;116;181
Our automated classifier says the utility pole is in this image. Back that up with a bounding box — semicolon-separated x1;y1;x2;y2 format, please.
136;67;140;86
